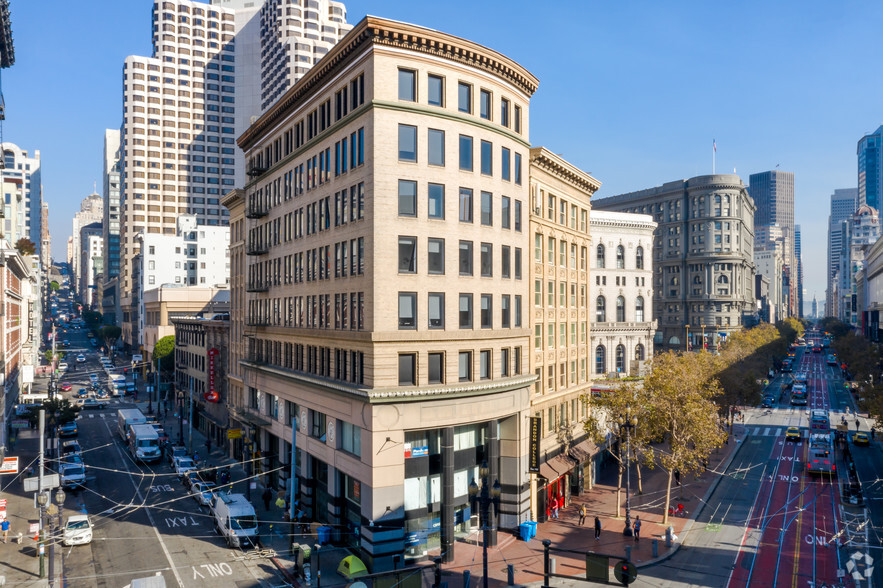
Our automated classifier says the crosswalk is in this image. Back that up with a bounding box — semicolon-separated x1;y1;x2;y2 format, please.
747;427;789;437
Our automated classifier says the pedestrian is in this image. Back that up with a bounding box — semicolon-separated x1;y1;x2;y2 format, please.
1;518;9;543
578;503;586;526
872;428;876;441
633;516;641;542
550;495;559;519
674;469;681;486
205;438;212;456
594;516;601;540
193;451;200;465
262;486;272;510
856;419;861;430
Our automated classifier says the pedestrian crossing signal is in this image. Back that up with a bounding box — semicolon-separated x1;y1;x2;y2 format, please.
613;559;637;585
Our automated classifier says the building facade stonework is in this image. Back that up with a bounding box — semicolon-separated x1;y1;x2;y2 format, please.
593;175;756;351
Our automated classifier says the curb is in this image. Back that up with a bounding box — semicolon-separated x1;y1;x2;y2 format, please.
635;430;749;569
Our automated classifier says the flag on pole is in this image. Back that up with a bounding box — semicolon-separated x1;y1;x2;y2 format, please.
713;139;717;153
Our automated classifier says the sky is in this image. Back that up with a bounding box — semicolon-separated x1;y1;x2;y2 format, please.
4;0;883;311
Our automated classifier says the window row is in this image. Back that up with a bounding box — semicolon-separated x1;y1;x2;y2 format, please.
595;275;647;287
595;295;646;323
595;343;646;374
533;280;588;309
398;292;522;330
397;126;522;184
246;237;365;287
534;234;589;270
398;237;522;280
398;347;523;387
535;360;591;394
399;181;523;230
533;321;588;349
247;342;365;386
397;68;522;133
536;189;590;232
596;244;644;270
246;292;365;330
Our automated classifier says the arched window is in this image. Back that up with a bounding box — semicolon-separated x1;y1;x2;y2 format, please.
635;296;644;322
635;343;645;361
595;345;606;374
717;275;729;284
596;244;605;268
615;344;625;372
616;245;625;269
693;275;702;284
635;246;644;269
596;296;606;322
616;296;625;322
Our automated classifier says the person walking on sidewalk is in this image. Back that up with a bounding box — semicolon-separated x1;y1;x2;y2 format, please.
262;486;272;511
594;516;601;540
674;469;681;486
550;495;559;519
578;504;586;526
1;518;9;543
633;516;641;542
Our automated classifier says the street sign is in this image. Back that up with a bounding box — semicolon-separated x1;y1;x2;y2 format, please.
11;420;29;429
23;474;59;492
132;354;143;363
227;428;242;439
0;457;19;475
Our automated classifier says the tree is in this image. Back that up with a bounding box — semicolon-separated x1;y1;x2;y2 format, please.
44;349;64;364
83;310;103;327
641;351;728;524
22;398;80;429
582;383;656;518
715;323;784;418
100;325;122;351
49;281;60;292
154;335;175;373
14;238;36;256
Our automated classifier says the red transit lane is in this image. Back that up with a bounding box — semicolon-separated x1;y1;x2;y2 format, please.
728;344;843;588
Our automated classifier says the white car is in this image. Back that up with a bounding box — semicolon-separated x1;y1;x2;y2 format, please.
190;481;216;506
76;354;86;363
59;463;86;489
62;515;93;546
58;363;69;372
173;457;197;478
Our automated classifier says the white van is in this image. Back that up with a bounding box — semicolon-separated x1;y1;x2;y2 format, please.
128;424;161;463
211;492;259;548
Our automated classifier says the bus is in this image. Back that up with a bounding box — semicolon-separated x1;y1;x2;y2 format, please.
810;409;830;431
791;384;807;406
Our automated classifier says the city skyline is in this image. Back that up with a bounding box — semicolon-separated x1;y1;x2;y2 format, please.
4;0;883;304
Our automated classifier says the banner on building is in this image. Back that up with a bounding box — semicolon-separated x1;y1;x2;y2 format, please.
529;417;541;473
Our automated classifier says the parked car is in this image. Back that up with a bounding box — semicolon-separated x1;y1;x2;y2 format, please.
61;440;82;459
173;456;197;478
190;481;216;506
58;422;78;438
59;463;86;489
62;515;93;546
166;445;187;465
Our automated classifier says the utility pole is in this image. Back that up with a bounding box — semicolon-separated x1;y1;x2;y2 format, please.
49;323;57;400
188;377;194;453
38;410;46;579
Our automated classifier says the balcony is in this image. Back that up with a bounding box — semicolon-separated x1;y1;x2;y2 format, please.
246;241;269;256
246;161;267;178
245;200;269;219
245;280;269;293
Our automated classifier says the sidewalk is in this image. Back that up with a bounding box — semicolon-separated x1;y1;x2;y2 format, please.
440;426;746;587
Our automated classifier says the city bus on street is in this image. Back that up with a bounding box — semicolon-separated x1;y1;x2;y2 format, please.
810;409;830;431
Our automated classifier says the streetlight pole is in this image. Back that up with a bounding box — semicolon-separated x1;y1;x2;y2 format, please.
617;408;638;536
684;324;690;352
50;487;65;588
469;461;501;588
37;410;46;579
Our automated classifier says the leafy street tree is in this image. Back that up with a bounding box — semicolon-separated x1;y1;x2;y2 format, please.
14;238;36;256
44;349;64;364
22;398;80;429
153;335;176;374
642;351;728;524
82;310;103;327
583;383;656;518
100;325;122;352
49;281;60;292
818;317;851;339
715;323;782;417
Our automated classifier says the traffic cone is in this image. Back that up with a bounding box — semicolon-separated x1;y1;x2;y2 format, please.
33;530;39;541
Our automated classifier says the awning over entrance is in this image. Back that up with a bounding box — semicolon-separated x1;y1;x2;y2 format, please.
539;454;577;481
568;439;597;463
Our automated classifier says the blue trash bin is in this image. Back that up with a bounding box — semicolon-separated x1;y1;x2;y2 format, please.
317;526;332;545
527;521;537;538
519;523;531;541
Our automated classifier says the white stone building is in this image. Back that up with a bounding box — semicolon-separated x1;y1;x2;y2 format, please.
1;142;41;256
589;210;656;376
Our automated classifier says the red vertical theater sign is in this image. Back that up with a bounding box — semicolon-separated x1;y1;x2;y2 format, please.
205;348;220;403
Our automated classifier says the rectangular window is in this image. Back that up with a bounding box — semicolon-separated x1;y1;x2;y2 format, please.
480;242;492;277
428;352;444;384
548;323;555;348
480;294;492;328
535;325;542;349
398;353;416;385
479;89;491;120
458;351;472;381
428;128;445;166
479;349;491;379
535;279;542;306
398;124;417;162
514;104;522;133
501;147;510;182
398;236;416;273
398;69;416;101
428;238;445;274
398;292;416;329
428;292;445;329
340;421;362;457
458;82;471;113
459;187;473;222
428;183;445;219
514;200;522;231
514;248;522;279
428;74;444;107
514;295;522;327
459;294;473;328
480;140;493;175
514;152;522;185
459;135;473;171
501;294;511;328
501;245;511;279
548;280;555;307
459;240;473;275
310;410;326;440
501;196;511;229
480;191;493;226
501;98;510;127
501;347;510;376
398;180;417;217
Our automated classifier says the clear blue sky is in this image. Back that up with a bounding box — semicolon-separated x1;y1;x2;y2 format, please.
5;0;882;309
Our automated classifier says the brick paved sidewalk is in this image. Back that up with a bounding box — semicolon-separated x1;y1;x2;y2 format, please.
439;426;747;587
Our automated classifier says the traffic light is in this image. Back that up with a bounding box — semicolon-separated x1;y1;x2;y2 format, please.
613;560;637;585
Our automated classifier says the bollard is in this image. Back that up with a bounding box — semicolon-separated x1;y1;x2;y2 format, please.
463;570;471;588
507;564;514;585
542;539;552;587
624;545;631;562
665;525;673;547
652;538;658;558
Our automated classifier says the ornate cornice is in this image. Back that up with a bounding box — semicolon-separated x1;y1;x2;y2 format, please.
239;16;539;152
529;147;600;197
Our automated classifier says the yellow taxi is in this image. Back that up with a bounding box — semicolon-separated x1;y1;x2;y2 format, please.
853;432;870;446
785;426;801;442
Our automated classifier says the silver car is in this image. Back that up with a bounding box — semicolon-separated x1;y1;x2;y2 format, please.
190;481;216;506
